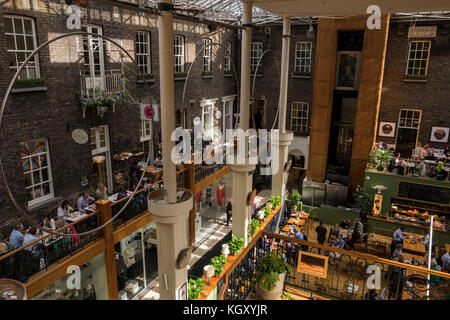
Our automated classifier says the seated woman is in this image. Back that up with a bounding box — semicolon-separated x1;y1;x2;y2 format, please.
95;183;108;200
43;214;56;230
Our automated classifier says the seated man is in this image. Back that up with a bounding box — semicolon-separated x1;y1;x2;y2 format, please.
9;223;28;249
23;227;42;251
154;154;163;168
77;192;95;212
294;227;304;240
329;224;340;240
331;234;346;249
339;219;351;229
116;186;129;201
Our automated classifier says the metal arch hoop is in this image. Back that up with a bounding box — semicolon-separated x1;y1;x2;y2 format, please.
251;49;281;130
0;31;154;237
181;41;240;119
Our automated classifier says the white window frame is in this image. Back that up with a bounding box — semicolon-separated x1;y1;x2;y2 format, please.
174;35;185;73
251;42;263;73
136;31;151;74
200;98;218;140
221;95;236;133
140;120;152;142
395;108;422;152
20;138;54;208
294;41;312;73
4;15;40;79
291;102;309;135
90;125;113;191
81;25;105;91
224;41;232;72
406;40;431;77
203;38;212;72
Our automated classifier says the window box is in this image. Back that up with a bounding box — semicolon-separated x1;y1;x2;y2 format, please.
224;70;233;77
202;71;213;78
12;78;46;91
137;73;155;83
251;69;263;76
174;72;187;80
404;74;427;82
292;72;312;78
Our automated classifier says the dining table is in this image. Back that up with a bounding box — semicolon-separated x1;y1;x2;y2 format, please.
287;217;306;226
403;232;426;256
108;190;133;203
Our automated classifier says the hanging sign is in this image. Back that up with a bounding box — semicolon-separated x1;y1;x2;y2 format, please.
140;104;159;121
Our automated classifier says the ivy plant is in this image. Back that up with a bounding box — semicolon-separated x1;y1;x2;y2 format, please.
188;278;206;300
210;254;228;277
80;87;130;118
227;237;245;256
254;252;292;292
353;185;372;215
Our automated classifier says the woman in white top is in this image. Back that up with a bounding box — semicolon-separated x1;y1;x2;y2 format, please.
43;214;56;230
57;200;73;217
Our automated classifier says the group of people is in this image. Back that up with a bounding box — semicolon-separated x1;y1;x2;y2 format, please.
325;218;365;251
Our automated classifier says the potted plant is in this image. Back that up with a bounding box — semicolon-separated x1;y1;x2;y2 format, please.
370;149;391;171
269;195;281;209
210;254;227;277
188;278;206;300
254;252;292;300
286;193;302;209
436;161;448;180
353;185;372;219
263;205;271;220
227;237;245;256
249;218;260;236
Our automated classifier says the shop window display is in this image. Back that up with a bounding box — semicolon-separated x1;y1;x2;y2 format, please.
31;253;108;300
116;222;159;300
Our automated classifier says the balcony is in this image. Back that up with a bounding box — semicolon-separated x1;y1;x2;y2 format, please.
80;69;126;98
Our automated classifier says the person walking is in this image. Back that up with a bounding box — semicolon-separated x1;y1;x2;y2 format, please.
226;199;232;226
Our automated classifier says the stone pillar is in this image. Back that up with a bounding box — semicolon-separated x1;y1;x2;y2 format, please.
231;163;255;246
231;0;254;246
158;0;177;203
148;189;192;300
271;130;294;199
278;17;291;133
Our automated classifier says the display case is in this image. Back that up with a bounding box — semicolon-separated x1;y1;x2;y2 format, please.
390;197;449;232
31;253;108;300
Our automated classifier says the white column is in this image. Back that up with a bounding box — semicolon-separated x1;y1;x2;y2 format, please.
231;0;254;246
158;0;177;203
272;17;293;198
278;17;291;132
239;0;252;132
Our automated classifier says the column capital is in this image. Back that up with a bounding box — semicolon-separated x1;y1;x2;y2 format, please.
148;188;193;224
230;163;256;173
270;130;294;146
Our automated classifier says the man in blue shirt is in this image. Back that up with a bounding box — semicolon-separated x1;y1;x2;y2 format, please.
9;223;27;249
77;192;95;212
391;226;405;254
294;228;304;240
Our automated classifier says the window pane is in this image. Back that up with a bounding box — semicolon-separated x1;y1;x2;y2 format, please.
5;18;13;33
14;19;24;34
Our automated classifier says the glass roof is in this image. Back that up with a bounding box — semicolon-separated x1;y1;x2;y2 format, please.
120;1;450;26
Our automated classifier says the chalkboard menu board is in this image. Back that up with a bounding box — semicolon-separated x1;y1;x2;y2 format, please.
398;181;450;205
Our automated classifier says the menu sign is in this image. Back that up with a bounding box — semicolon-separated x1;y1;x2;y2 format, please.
398;181;450;205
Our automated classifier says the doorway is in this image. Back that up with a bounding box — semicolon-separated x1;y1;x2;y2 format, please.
81;25;105;93
90;125;113;191
395;109;421;158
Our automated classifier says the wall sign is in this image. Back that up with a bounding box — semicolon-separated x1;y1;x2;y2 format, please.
430;127;449;143
408;26;437;39
72;129;89;144
378;122;396;137
140;104;154;120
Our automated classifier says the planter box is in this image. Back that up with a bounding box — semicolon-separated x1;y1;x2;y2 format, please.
256;272;285;300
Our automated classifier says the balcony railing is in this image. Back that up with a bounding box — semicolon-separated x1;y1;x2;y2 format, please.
111;167;188;230
215;231;450;300
80;69;126;98
0;211;100;283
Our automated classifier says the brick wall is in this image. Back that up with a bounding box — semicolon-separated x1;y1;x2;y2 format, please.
0;0;237;235
378;22;450;149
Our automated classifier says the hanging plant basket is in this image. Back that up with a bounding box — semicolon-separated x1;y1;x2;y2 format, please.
80;88;130;118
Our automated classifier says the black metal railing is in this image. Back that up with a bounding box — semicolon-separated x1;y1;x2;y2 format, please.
112;168;188;230
0;212;100;283
216;230;450;300
194;163;227;183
